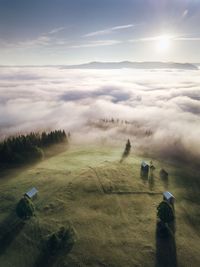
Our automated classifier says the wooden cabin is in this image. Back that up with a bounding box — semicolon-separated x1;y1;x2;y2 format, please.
160;169;168;179
24;187;38;199
141;161;149;173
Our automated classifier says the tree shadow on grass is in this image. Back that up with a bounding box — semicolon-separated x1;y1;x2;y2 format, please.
34;243;74;267
0;212;25;254
140;170;149;184
155;221;177;267
148;174;155;191
161;176;169;190
34;225;76;267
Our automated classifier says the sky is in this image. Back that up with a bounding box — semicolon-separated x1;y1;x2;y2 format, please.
0;0;200;64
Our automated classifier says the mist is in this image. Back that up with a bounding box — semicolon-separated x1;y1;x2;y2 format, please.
0;66;200;163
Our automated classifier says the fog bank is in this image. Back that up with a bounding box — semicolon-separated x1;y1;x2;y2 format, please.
0;67;200;163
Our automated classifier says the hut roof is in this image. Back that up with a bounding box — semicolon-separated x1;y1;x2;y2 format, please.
25;187;38;199
141;161;149;168
163;191;175;201
160;169;168;175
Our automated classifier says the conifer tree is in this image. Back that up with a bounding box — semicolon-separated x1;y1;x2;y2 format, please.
120;139;131;163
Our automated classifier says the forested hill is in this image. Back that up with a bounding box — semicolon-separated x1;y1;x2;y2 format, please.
0;130;69;165
61;61;198;70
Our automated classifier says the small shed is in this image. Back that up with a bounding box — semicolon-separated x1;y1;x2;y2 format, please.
141;161;149;173
24;187;38;199
160;169;168;179
163;191;175;206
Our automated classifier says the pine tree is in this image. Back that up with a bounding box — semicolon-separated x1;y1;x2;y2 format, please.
120;139;131;163
157;201;174;224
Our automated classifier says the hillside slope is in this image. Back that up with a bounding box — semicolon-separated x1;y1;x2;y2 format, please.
0;144;200;267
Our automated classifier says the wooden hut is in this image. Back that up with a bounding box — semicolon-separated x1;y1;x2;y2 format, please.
141;161;149;173
160;169;168;179
24;187;38;199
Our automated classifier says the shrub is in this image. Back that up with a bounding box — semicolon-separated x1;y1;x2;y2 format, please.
16;197;35;219
47;226;76;255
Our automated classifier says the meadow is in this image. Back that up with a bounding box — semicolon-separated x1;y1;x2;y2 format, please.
0;143;199;267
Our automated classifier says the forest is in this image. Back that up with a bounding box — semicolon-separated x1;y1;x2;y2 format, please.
0;130;69;165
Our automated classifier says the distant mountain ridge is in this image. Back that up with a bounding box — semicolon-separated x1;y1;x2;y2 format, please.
62;61;197;70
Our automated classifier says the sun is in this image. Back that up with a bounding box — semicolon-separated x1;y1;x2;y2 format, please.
156;35;171;52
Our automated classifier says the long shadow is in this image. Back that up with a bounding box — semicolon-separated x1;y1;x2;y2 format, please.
0;212;25;254
0;144;68;180
155;221;177;267
34;242;74;267
161;176;169;190
140;170;149;184
148;174;155;191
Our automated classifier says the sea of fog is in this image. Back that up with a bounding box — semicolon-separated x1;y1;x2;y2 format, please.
0;67;200;163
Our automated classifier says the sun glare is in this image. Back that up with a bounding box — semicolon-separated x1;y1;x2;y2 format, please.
156;35;172;52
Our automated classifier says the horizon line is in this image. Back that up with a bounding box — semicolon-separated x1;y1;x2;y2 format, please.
0;60;199;67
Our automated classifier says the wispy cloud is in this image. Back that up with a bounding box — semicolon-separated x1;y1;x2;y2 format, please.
129;34;200;43
18;35;51;47
182;9;188;18
129;35;172;43
175;37;200;41
0;35;51;50
84;24;134;37
69;40;122;48
0;27;68;50
48;27;65;35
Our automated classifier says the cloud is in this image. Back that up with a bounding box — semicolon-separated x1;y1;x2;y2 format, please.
60;86;130;103
129;34;200;43
0;27;68;50
0;24;129;50
18;36;51;47
0;67;200;164
84;24;134;37
69;40;122;48
0;35;52;50
175;37;200;41
182;9;188;18
48;27;65;35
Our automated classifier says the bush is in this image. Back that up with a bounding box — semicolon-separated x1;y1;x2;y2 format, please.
47;226;76;255
16;197;35;219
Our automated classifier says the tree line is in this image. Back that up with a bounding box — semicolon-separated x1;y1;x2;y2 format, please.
0;130;69;165
97;118;153;137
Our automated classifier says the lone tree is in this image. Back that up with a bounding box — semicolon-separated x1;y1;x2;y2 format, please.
120;139;131;162
157;201;174;224
46;226;76;255
16;197;35;220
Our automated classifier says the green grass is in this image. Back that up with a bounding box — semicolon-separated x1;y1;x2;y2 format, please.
0;144;200;267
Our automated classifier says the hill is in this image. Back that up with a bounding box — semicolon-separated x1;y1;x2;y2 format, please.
61;61;198;70
0;144;200;267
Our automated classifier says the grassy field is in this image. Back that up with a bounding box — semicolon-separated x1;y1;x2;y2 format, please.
0;144;200;267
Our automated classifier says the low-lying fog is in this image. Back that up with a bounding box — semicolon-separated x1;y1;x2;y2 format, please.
0;67;200;163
